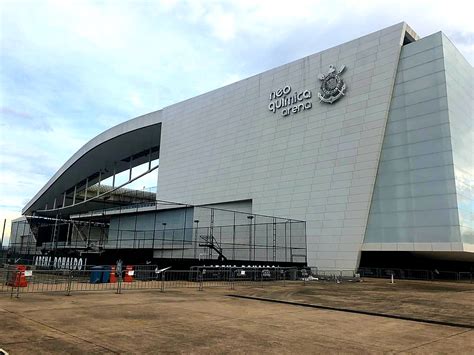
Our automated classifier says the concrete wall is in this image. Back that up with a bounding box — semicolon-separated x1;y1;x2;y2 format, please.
194;200;253;228
157;23;412;269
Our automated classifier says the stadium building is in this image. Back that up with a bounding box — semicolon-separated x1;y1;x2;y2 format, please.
8;23;473;271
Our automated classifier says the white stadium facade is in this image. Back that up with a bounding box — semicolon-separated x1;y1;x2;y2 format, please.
8;23;474;272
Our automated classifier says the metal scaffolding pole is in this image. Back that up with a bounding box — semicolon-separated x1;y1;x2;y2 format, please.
1;219;6;249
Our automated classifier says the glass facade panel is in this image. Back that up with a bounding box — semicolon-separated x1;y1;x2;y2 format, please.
443;34;474;246
364;32;469;246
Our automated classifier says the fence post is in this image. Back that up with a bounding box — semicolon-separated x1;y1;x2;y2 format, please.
116;273;122;294
10;272;16;299
66;270;73;296
230;269;235;290
15;270;21;298
160;271;165;292
283;270;286;287
199;271;203;291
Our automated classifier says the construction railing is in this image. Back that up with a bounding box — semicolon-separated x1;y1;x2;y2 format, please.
3;265;470;298
0;265;306;298
357;267;474;282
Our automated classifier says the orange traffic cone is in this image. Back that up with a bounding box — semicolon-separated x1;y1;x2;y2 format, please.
124;265;134;282
8;265;28;287
109;266;117;283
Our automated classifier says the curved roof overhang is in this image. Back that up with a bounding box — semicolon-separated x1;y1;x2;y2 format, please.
23;111;162;215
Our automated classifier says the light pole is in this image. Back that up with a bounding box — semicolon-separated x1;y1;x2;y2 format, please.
247;215;254;261
193;220;199;259
161;223;167;254
288;220;292;263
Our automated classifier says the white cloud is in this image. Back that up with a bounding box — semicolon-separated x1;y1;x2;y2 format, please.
130;92;145;108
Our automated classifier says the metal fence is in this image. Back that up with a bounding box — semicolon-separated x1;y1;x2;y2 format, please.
3;265;471;298
357;267;474;282
8;205;307;265
0;265;309;298
307;268;361;282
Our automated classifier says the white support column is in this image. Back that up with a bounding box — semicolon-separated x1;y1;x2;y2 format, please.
97;171;101;196
84;178;88;201
148;148;152;170
72;185;77;205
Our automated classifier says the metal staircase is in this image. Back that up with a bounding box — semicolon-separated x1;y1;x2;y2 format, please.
199;235;227;261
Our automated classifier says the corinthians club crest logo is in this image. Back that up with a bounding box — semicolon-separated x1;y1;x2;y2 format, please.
317;65;346;104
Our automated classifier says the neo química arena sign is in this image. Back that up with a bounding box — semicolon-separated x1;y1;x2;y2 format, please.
268;85;313;117
268;64;347;117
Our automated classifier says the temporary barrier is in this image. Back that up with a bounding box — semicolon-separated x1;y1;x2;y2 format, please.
1;265;472;299
1;266;302;297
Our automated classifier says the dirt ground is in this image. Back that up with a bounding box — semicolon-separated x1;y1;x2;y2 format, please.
0;278;473;354
235;278;474;327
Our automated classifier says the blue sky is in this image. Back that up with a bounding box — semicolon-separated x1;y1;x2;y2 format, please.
0;0;473;243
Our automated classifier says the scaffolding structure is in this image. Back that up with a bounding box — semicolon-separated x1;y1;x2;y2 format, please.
8;200;307;267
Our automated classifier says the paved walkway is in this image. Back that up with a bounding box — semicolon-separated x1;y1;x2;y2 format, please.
236;278;474;327
0;280;473;354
